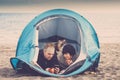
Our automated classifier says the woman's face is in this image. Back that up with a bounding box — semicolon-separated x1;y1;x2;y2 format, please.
63;53;72;60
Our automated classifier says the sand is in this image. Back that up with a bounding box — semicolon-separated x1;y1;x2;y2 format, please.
0;43;120;80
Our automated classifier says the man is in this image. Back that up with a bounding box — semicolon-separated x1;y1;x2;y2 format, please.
33;43;60;74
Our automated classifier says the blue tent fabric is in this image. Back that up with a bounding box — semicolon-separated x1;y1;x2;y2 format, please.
10;9;100;77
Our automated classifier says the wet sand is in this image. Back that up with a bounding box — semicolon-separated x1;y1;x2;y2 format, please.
0;43;120;80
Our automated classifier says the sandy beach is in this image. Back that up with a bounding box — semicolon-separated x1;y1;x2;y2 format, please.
0;10;120;80
0;43;120;80
0;1;120;79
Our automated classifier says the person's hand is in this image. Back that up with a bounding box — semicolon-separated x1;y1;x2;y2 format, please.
54;67;60;74
66;59;73;65
45;68;51;71
46;67;60;74
46;68;55;73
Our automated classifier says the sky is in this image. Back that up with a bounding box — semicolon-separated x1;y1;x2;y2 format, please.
0;0;118;5
0;0;120;13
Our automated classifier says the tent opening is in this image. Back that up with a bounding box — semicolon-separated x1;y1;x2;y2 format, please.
34;15;83;73
36;15;81;54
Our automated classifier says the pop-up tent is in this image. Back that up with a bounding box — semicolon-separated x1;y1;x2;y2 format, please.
10;9;100;77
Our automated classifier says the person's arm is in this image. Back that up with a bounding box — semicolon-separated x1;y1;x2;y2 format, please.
65;59;73;65
53;55;61;73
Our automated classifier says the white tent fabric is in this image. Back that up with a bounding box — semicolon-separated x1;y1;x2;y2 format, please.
36;15;81;53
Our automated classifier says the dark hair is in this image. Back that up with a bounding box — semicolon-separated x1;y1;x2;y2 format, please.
62;44;76;56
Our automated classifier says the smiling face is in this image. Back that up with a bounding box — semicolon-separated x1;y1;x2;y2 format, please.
44;45;55;60
63;52;73;65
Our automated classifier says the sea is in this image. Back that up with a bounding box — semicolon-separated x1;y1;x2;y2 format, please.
0;12;120;46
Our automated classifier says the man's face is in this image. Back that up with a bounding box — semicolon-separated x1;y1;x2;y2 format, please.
44;47;55;60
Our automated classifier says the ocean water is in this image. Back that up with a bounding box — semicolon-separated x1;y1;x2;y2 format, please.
0;13;38;46
0;12;120;46
0;13;37;31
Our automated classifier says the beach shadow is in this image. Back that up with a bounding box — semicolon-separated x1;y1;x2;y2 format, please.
0;67;39;78
0;67;16;78
0;67;50;78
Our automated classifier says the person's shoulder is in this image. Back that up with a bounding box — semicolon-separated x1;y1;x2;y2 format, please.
38;49;44;57
39;49;43;54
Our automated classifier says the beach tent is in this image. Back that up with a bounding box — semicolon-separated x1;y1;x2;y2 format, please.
10;9;100;77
